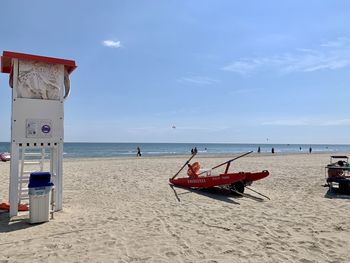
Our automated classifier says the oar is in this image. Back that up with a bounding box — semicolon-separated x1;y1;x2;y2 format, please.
171;152;197;180
245;186;270;200
197;151;253;176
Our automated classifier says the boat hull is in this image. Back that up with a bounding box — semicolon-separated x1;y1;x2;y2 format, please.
169;170;269;189
244;170;269;182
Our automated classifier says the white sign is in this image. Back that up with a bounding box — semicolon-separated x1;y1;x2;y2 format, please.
26;119;52;138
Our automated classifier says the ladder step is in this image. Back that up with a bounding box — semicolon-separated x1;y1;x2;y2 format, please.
23;170;38;174
23;161;41;165
19;178;30;183
24;153;41;156
19;196;29;200
24;152;45;156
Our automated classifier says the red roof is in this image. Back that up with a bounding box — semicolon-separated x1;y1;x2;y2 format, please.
1;51;77;74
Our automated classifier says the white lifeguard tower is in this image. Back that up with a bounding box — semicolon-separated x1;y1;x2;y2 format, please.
1;51;76;217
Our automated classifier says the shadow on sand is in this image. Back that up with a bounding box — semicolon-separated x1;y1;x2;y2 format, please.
324;188;350;200
0;212;37;233
169;184;265;204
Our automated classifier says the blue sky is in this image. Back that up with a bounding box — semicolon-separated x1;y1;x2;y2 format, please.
1;0;350;144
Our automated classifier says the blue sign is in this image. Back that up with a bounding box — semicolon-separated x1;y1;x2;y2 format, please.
41;125;51;134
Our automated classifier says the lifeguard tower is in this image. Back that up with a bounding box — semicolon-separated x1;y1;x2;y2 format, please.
1;51;76;217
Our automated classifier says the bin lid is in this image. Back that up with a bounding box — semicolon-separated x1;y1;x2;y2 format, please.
1;51;77;74
28;172;53;188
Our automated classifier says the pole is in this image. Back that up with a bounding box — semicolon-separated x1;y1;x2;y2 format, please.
245;186;270;200
197;151;253;176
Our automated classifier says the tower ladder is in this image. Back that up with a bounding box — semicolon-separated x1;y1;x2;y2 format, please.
18;148;46;205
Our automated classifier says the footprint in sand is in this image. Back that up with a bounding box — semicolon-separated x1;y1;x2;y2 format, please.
45;243;58;249
165;251;177;258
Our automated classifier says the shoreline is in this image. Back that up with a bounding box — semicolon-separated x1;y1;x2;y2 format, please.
59;151;348;162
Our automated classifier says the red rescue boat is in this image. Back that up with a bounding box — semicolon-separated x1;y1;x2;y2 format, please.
0;202;29;211
169;151;269;194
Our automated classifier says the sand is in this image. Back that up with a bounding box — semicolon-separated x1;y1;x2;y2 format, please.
0;153;349;263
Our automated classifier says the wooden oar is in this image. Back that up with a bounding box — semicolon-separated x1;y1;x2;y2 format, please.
197;151;253;176
171;152;197;180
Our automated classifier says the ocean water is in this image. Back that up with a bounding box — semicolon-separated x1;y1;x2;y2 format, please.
1;142;350;159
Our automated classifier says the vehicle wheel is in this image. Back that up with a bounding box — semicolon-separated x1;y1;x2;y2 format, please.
230;181;245;194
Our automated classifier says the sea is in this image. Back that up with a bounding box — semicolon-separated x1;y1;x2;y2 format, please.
1;142;350;159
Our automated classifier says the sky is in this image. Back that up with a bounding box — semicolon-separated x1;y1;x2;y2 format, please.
1;0;350;144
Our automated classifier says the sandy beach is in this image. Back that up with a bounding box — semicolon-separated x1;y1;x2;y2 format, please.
0;153;349;263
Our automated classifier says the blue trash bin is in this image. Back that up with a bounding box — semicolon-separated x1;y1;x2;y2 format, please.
28;172;54;223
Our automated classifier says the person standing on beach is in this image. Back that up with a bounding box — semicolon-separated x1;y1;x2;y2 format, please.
137;147;141;157
194;147;198;154
257;146;261;153
309;147;312;154
271;147;275;154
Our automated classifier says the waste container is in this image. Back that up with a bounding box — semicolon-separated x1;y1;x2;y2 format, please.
28;172;53;223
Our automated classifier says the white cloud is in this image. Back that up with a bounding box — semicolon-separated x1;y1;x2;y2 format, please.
178;76;219;85
321;119;350;126
261;119;311;126
102;40;121;48
168;125;228;132
222;37;350;75
222;60;259;75
229;87;264;95
262;117;350;126
127;125;227;133
320;37;350;48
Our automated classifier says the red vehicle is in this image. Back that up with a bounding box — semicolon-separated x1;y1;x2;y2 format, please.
0;152;10;162
169;151;269;194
